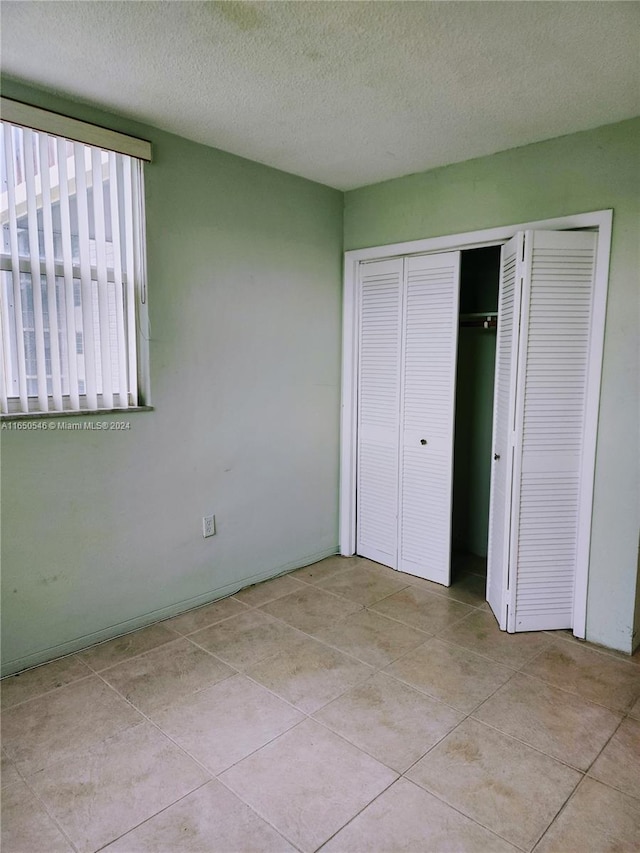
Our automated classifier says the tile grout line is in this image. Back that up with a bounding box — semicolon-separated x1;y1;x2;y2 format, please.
530;774;593;853
9;764;83;853
532;769;640;853
392;667;528;776
240;664;371;718
88;666;311;850
182;616;381;685
75;628;183;675
316;773;529;853
545;630;640;667
213;774;307;853
0;668;98;712
499;667;633;716
0;648;95;685
315;581;415;608
173;569;484;675
312;775;400;852
425;630;537;671
221;596;388;669
91;657;343;809
579;713;640;802
278;610;435;671
160;604;252;635
379;663;495;718
528;783;579;853
465;712;591;776
82;634;210;676
464;661;624;773
389;679;585;853
91;778;213;853
366;604;480;637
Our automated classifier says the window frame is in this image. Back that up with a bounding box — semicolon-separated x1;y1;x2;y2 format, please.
0;99;152;418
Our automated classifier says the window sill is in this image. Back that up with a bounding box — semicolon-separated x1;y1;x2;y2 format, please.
1;406;153;422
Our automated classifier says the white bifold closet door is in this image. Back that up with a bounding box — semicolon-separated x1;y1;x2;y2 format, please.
356;258;404;568
487;234;522;624
487;229;597;632
356;252;460;584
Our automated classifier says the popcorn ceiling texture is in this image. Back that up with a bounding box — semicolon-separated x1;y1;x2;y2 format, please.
1;1;639;189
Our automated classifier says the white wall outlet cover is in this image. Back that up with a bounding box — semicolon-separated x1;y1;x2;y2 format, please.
202;515;216;538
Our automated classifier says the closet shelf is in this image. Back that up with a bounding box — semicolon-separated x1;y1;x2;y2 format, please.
460;312;498;329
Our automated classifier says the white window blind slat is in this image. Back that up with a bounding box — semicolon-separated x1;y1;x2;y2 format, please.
91;147;113;408
123;159;138;407
0;304;8;412
108;153;128;407
2;124;29;410
56;136;80;410
135;160;147;399
38;133;64;410
73;141;98;409
23;129;49;412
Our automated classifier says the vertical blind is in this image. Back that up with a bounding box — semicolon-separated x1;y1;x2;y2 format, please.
0;120;146;414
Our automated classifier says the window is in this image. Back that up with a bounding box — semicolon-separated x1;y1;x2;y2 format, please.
0;99;151;415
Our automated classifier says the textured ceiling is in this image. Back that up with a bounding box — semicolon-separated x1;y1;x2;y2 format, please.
1;1;639;190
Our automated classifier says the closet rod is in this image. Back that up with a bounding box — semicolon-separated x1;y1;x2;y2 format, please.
460;312;497;329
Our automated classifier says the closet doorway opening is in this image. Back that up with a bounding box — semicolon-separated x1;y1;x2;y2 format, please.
451;246;501;589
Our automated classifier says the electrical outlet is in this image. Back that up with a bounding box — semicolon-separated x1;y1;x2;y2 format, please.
202;515;216;538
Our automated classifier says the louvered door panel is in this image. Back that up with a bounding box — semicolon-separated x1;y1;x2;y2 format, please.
356;259;404;567
487;234;521;627
398;252;460;583
509;231;596;631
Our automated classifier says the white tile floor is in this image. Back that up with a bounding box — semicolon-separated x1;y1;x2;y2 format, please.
2;554;640;852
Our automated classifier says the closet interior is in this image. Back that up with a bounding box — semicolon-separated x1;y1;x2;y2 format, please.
451;246;500;586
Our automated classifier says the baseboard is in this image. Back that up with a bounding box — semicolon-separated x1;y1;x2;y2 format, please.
1;546;339;677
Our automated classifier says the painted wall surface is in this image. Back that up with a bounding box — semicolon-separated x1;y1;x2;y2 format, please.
1;81;343;675
345;119;640;653
635;543;640;647
452;329;496;558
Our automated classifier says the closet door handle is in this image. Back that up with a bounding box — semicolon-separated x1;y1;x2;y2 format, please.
494;453;501;460
420;439;428;445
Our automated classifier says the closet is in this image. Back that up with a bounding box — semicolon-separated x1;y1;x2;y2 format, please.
352;227;601;634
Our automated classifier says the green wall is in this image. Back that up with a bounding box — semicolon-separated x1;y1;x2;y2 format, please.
1;81;344;675
452;326;496;558
345;119;640;653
